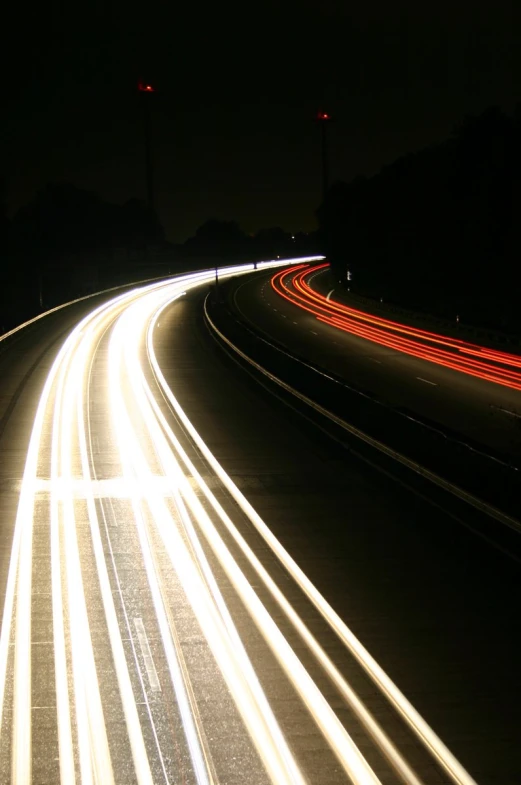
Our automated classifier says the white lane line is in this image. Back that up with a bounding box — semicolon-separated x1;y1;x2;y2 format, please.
1;261;312;783
4;290;147;783
111;308;213;785
310;331;318;336
134;619;161;692
142;346;423;784
5;309;88;784
326;289;335;301
491;405;521;419
293;321;298;325
130;391;362;782
368;358;382;364
201;298;480;785
143;326;380;784
281;314;287;318
80;318;158;785
63;328;114;785
416;377;438;386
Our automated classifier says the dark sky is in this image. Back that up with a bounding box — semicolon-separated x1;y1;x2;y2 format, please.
3;1;521;241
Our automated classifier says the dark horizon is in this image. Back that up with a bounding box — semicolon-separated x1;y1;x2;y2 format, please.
4;1;521;242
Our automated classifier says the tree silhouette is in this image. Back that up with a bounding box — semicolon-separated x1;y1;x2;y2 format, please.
183;219;250;257
317;106;521;333
253;227;292;257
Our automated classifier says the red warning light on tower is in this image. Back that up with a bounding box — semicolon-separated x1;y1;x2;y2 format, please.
138;81;156;93
317;111;331;121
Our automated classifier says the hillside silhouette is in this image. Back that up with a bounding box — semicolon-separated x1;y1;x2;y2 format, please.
318;106;521;335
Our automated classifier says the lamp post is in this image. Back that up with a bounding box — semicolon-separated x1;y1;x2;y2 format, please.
138;80;156;212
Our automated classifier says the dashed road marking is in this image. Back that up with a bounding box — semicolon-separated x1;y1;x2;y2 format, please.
416;377;438;386
134;618;161;692
491;405;521;419
327;289;335;301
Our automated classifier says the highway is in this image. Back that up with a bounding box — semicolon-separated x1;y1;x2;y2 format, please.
0;262;520;784
274;264;521;392
230;265;521;466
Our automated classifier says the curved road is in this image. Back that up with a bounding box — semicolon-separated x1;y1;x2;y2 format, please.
231;266;521;463
0;264;519;784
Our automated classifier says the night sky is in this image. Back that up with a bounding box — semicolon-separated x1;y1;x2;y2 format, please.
4;1;521;241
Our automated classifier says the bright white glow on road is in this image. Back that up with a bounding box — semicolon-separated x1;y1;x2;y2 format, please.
0;257;477;785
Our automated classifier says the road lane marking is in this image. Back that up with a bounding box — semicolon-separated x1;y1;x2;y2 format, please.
111;309;214;785
368;358;382;364
416;377;438;386
144;347;424;785
150;301;443;785
62;325;114;785
4;256;480;785
326;289;335;301
4;291;146;784
3;309;90;785
81;321;159;785
204;296;480;785
134;619;161;692
490;404;521;419
135;330;377;784
310;331;318;335
293;321;298;325
2;259;316;784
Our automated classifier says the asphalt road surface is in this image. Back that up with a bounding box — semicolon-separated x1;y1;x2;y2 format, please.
230;266;521;464
0;263;520;785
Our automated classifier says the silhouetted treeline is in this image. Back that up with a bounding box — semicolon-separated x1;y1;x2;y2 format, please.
182;219;319;260
0;182;318;330
0;183;166;327
318;106;521;334
10;183;165;258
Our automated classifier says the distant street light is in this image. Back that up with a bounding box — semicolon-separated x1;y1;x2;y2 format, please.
138;80;156;212
316;110;333;202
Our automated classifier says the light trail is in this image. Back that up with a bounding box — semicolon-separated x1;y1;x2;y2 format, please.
111;294;308;785
144;324;425;785
51;331;77;785
0;257;478;784
271;264;521;390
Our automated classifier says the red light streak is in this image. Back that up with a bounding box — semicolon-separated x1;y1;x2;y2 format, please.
270;265;521;391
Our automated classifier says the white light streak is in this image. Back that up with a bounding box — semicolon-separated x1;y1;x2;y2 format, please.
0;256;477;785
